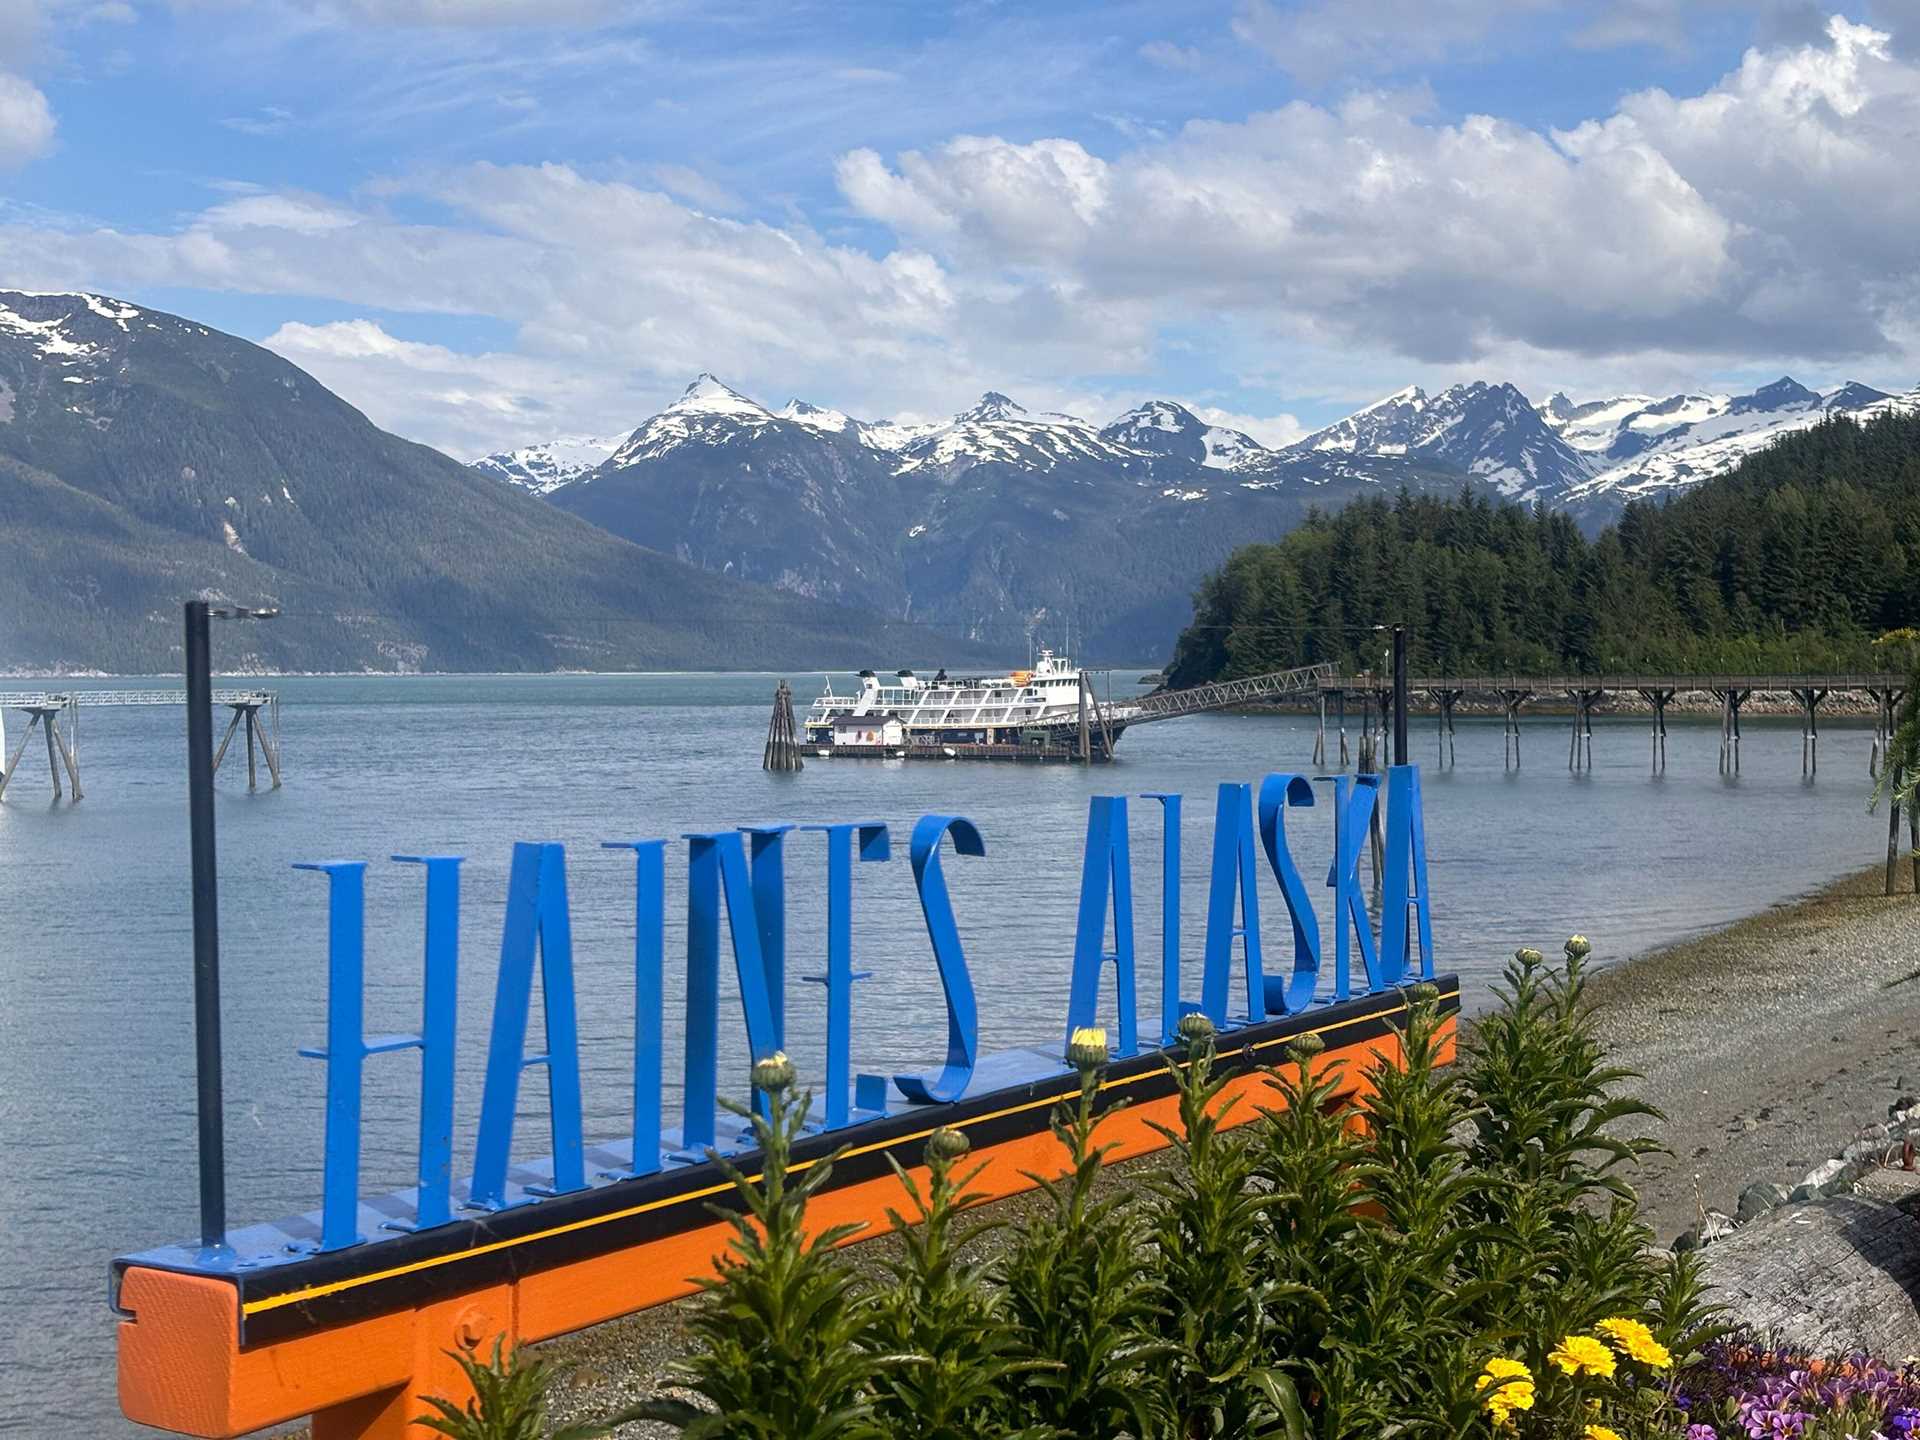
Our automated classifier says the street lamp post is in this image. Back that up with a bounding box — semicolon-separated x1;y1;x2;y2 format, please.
184;600;277;1258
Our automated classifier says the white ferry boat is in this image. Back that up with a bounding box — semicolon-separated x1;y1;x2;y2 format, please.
803;650;1131;761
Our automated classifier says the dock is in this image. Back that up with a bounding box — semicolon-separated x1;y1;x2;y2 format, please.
1316;671;1904;776
0;689;283;802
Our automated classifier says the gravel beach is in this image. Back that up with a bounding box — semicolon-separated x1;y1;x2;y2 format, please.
1584;858;1920;1241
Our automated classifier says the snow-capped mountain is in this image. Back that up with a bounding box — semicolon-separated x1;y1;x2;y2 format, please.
468;434;625;494
599;373;784;467
474;367;1914;656
1280;381;1590;501
891;392;1135;476
1548;376;1910;504
1099;400;1263;471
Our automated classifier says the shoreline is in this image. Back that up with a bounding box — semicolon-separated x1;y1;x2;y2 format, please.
1582;857;1920;1241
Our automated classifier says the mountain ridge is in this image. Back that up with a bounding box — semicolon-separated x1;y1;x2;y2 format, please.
0;291;986;673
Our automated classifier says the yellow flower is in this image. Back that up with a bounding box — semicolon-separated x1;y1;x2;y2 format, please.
1585;1426;1624;1440
1597;1316;1673;1370
1549;1334;1618;1379
1476;1357;1536;1426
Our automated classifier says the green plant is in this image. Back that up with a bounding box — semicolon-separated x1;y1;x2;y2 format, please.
1463;941;1666;1342
1146;1011;1306;1439
867;1126;1052;1439
611;1052;887;1440
997;1027;1170;1437
1304;984;1495;1438
417;1338;605;1440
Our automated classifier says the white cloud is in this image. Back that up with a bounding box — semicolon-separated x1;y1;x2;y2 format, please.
839;17;1920;372
1192;405;1307;449
0;69;53;167
1232;0;1558;84
220;104;296;135
5;14;1918;449
1137;39;1205;72
261;318;618;456
647;161;741;213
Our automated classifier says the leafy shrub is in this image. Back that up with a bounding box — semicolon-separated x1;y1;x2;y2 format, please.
415;1339;604;1440
994;1027;1170;1437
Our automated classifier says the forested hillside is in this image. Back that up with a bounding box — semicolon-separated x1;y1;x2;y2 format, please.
0;292;975;673
1163;410;1920;686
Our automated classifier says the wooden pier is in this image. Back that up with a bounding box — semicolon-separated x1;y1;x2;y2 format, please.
0;689;282;802
1320;672;1902;776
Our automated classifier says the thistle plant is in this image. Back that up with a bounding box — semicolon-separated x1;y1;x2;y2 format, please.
998;1026;1169;1437
867;1126;1051;1440
417;1339;606;1440
611;1051;885;1440
1145;1011;1305;1440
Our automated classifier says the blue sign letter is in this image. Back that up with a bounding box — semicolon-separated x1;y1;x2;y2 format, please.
1257;774;1322;1015
681;830;782;1147
895;815;984;1104
1063;795;1138;1057
801;821;890;1129
602;839;666;1178
1319;775;1382;999
1378;764;1435;984
1142;792;1184;1045
1201;783;1266;1026
471;842;587;1210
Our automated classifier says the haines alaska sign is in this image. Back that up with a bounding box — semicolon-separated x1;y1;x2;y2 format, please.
113;765;1452;1440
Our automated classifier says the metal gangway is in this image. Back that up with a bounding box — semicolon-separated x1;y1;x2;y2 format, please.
0;689;282;802
1122;662;1337;725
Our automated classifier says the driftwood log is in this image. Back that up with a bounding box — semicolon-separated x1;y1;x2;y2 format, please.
1697;1171;1920;1357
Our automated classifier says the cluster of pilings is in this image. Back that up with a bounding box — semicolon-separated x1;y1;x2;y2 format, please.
762;680;804;772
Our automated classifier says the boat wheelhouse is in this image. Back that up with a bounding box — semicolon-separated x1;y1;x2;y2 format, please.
804;650;1128;761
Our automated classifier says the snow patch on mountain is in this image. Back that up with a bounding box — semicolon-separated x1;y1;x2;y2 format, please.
1286;381;1587;500
1564;381;1919;503
469;434;625;494
603;374;778;466
1100;400;1264;471
891;392;1132;476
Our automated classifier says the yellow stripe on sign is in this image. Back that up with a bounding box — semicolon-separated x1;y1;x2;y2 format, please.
241;991;1455;1318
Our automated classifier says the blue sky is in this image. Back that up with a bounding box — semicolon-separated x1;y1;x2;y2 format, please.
4;0;1920;456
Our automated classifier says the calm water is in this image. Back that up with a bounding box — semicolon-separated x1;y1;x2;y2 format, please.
0;674;1892;1435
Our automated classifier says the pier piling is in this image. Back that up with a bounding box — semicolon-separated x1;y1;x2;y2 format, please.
1500;688;1531;768
1792;686;1827;777
762;681;805;772
1637;687;1674;773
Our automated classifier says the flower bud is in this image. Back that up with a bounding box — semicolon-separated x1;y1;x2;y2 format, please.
1515;947;1544;966
1409;981;1440;1005
927;1126;970;1162
1565;934;1592;959
1067;1025;1109;1073
1288;1030;1326;1064
1176;1011;1216;1046
750;1050;795;1094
